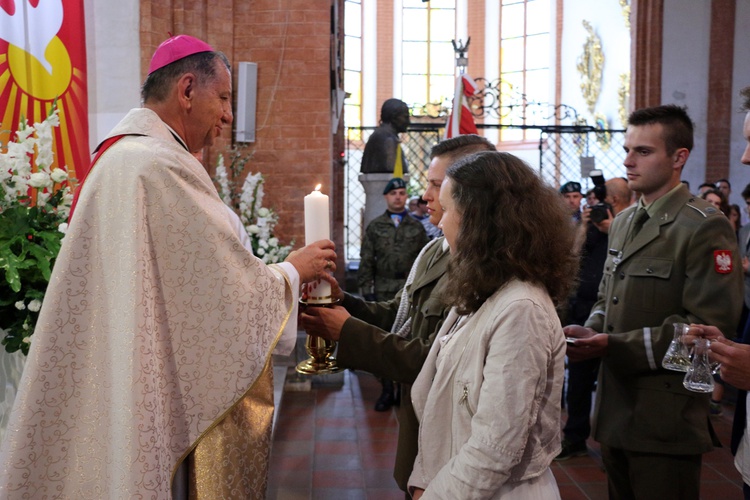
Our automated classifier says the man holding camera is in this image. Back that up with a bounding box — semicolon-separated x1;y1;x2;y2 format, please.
557;171;614;460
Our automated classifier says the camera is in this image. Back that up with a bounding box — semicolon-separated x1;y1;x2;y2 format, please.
588;170;613;224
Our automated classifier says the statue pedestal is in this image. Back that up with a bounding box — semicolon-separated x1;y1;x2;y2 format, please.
358;173;410;230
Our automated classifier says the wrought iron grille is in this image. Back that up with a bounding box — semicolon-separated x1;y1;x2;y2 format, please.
345;88;627;261
539;125;627;193
344;126;442;261
345;124;626;262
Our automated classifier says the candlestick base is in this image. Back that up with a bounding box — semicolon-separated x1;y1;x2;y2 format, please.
299;297;341;306
295;334;342;375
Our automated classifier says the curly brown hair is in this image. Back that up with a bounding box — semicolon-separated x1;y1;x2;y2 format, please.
441;151;579;314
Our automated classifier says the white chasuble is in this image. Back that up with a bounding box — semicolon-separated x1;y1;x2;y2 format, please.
0;108;295;499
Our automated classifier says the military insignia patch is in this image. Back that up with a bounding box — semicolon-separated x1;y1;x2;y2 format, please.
714;250;732;274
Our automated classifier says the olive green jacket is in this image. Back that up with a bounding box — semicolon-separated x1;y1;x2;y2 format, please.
338;238;451;490
585;186;743;454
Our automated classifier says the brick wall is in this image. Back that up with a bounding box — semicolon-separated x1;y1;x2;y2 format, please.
139;0;339;254
376;0;395;114
467;0;485;127
704;0;736;183
631;0;663;110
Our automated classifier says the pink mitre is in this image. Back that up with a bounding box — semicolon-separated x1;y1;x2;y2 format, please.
148;34;214;74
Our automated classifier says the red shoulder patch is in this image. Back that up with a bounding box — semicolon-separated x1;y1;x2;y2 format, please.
714;250;733;274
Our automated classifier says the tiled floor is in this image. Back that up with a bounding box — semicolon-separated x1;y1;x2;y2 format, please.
267;369;745;500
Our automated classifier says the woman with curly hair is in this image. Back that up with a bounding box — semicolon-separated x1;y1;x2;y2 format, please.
408;151;578;499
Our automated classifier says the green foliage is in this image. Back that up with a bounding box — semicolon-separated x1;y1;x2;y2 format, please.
0;199;66;354
0;107;71;354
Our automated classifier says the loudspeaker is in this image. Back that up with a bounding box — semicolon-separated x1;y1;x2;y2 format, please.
235;62;257;143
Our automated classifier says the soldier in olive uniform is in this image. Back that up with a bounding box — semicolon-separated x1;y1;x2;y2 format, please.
565;105;743;500
357;177;428;412
358;178;428;302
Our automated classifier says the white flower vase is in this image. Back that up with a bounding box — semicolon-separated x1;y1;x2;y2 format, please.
0;342;27;444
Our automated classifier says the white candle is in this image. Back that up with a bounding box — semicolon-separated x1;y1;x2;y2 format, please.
304;184;330;244
304;184;332;302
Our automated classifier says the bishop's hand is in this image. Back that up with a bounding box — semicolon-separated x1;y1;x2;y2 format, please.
285;240;336;283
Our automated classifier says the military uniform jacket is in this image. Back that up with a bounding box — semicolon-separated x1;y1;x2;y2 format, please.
358;211;429;300
584;185;743;454
339;238;451;490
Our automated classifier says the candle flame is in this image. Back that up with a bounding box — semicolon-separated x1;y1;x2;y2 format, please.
315;184;322;192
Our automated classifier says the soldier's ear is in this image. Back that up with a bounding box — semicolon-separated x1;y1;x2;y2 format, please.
672;148;689;168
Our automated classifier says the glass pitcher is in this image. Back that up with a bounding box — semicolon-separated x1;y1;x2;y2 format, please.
683;338;715;393
662;322;691;372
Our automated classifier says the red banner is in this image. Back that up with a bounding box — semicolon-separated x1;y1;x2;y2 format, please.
0;0;89;181
444;74;479;140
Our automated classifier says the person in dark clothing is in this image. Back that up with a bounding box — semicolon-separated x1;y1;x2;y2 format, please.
557;177;632;460
557;207;609;459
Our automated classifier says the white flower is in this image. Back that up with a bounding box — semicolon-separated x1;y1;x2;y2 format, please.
50;168;68;183
27;299;42;312
37;191;50;206
22;337;31;344
11;174;30;197
58;222;69;234
15;301;25;311
22;323;29;330
214;158;233;206
215;163;292;265
36;148;54;170
15;124;35;143
28;171;52;188
7;138;35;156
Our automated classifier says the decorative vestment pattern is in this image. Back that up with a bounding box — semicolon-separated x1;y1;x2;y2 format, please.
0;108;294;499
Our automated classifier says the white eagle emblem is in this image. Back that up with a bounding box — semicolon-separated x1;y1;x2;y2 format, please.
715;251;732;273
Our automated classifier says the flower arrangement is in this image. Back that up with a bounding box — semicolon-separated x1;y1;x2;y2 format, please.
214;149;293;264
0;106;73;354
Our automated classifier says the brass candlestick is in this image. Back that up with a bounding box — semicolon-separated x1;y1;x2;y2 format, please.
295;299;342;375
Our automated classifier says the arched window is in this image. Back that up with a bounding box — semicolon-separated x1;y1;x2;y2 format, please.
399;0;456;113
344;0;363;139
498;0;551;142
343;0;553;144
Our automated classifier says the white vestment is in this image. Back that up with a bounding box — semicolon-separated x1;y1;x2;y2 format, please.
0;108;298;498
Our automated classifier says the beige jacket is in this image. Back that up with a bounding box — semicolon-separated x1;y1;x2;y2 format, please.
408;280;565;499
